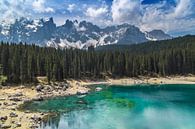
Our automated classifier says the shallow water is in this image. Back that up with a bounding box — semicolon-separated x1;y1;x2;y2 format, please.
24;84;195;129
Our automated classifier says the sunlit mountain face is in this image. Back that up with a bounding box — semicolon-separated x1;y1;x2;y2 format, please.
0;0;195;48
0;17;171;49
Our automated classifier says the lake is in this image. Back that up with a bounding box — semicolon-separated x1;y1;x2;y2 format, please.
23;84;195;129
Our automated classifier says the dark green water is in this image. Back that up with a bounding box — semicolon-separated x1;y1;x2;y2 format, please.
23;84;195;129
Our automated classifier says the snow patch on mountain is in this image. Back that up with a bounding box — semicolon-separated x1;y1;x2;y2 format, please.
0;17;172;49
47;38;98;49
144;32;158;41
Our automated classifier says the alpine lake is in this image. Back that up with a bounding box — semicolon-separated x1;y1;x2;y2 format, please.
21;84;195;129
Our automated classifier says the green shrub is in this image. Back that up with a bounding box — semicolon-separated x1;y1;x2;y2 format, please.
0;75;7;86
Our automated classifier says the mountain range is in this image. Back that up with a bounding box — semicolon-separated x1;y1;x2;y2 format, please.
0;17;172;49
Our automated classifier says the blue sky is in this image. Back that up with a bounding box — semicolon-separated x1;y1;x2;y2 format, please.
0;0;195;36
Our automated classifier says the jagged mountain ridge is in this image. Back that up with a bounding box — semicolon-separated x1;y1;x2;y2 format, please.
0;17;172;49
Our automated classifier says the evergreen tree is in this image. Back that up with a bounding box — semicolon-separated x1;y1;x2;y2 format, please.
0;35;195;84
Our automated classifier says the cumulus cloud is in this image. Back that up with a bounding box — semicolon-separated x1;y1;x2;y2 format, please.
0;0;55;23
111;0;195;33
85;5;108;18
67;4;76;12
171;0;192;18
0;0;31;23
32;0;54;13
111;0;141;24
0;0;194;35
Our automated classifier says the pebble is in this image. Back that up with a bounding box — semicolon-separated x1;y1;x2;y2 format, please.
9;112;18;118
25;110;31;113
30;115;42;122
0;98;6;101
0;116;8;121
1;124;11;129
36;85;44;92
30;125;38;129
0;81;84;129
3;102;8;105
15;122;21;128
9;107;16;111
9;97;22;102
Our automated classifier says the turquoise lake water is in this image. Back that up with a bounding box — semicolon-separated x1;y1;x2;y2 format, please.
23;84;195;129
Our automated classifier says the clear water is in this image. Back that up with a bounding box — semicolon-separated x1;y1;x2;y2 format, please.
23;84;195;129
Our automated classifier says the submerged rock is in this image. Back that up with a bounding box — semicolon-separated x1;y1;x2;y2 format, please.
77;95;86;98
34;96;44;101
95;87;102;92
76;100;87;105
111;98;135;108
77;90;88;95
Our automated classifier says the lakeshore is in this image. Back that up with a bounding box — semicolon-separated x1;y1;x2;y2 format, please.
0;80;90;129
0;75;195;129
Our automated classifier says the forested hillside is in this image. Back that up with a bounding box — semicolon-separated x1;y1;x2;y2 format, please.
97;35;194;53
0;35;195;84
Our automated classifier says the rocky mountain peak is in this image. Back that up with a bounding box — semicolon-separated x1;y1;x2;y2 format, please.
146;29;172;41
0;17;172;49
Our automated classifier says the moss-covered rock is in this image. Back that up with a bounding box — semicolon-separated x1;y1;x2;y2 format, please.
111;98;135;108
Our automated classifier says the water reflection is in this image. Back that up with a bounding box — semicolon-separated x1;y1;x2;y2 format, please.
25;84;195;129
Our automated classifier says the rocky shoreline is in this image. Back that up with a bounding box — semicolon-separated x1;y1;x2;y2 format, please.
0;80;90;129
0;76;195;128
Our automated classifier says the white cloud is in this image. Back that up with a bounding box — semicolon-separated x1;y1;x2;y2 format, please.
32;0;54;13
85;6;108;18
168;0;192;18
0;0;31;23
83;4;112;26
111;0;195;33
111;0;141;24
0;0;55;24
67;4;76;12
0;0;194;36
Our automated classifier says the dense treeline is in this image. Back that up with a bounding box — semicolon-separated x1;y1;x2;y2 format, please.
0;35;195;84
97;35;195;53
